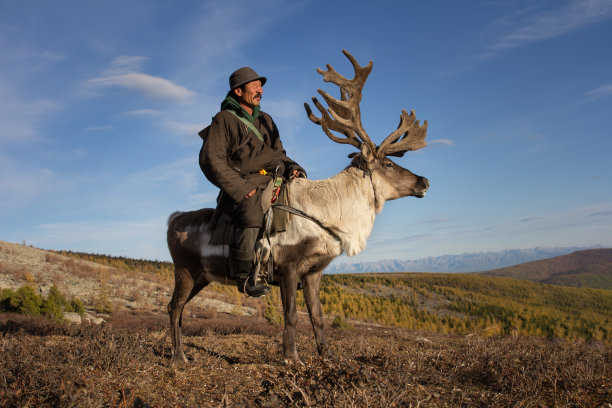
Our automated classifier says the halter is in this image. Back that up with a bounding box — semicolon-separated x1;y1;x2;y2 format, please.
361;166;379;210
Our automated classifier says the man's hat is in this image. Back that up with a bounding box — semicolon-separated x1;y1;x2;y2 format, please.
229;67;267;90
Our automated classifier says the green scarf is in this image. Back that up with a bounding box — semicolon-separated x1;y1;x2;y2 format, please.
221;92;260;123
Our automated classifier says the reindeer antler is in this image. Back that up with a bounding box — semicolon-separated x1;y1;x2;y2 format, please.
377;110;428;157
305;50;428;158
304;49;377;153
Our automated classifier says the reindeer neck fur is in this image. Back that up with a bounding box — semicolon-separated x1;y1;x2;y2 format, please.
286;165;382;257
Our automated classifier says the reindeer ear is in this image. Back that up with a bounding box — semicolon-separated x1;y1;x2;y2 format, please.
361;143;375;163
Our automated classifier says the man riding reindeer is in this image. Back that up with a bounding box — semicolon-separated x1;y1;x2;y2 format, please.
198;67;306;297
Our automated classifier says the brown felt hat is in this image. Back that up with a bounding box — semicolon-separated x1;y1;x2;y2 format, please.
229;67;267;90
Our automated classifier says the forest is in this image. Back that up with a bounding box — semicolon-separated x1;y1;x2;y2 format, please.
56;250;612;343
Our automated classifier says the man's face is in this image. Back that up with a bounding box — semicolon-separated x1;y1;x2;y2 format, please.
235;80;263;110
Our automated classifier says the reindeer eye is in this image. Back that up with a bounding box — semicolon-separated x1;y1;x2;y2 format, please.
385;162;393;168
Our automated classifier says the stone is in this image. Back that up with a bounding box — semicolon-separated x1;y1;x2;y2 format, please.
64;312;82;324
90;316;105;325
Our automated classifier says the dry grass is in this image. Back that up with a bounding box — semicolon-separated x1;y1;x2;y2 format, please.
1;240;610;406
1;311;610;407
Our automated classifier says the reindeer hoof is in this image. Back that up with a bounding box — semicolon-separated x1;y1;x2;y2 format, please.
171;353;189;367
283;356;304;366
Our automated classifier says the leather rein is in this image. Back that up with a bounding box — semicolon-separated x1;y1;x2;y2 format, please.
260;167;376;282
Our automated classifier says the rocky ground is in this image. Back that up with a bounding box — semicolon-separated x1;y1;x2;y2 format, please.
0;240;256;318
1;240;611;407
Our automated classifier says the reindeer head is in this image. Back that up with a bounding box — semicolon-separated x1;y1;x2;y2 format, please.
304;50;430;202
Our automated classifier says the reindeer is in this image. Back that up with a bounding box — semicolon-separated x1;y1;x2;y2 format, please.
167;50;429;365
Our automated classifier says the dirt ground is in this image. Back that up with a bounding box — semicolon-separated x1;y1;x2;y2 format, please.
1;310;610;408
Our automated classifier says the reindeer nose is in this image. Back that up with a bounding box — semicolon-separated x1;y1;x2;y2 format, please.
421;177;430;189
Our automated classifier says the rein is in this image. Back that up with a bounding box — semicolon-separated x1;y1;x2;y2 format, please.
260;190;343;283
259;167;375;282
271;204;343;243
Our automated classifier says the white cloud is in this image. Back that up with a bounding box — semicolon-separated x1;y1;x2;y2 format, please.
176;0;308;86
0;155;72;208
584;83;612;100
187;1;306;61
428;139;453;146
263;98;305;141
36;218;170;260
85;125;114;132
124;109;163;117
482;0;612;58
0;82;58;145
86;55;195;102
104;56;148;75
88;72;195;101
162;120;204;144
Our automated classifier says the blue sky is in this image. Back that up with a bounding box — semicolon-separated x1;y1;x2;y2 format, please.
1;0;611;264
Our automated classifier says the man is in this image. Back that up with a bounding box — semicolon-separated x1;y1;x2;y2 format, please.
199;67;306;297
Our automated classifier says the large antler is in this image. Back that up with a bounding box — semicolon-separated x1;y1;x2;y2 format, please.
377;109;428;157
305;50;428;158
304;49;377;153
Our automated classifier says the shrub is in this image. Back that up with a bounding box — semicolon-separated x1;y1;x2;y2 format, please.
92;293;114;314
0;288;16;312
41;286;68;322
67;298;86;315
11;286;43;315
41;296;64;322
1;285;86;321
332;315;349;329
263;305;283;325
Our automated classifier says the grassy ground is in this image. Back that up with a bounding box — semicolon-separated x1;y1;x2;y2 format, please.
1;311;610;407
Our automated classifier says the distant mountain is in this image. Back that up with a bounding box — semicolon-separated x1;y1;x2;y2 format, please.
478;248;612;290
325;246;599;274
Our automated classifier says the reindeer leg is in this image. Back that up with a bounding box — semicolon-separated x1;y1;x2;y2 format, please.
280;272;300;363
168;264;196;366
302;271;329;358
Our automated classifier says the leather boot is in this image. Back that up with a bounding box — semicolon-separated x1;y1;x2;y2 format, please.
230;258;270;297
229;226;270;298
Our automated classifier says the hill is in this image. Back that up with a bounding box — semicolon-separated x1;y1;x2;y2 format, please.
479;248;612;290
1;240;611;406
2;240;611;343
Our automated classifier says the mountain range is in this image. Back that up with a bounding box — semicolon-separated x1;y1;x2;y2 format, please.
325;246;602;274
479;248;612;289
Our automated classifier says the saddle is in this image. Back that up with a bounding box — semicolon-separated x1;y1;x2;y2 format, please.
208;181;290;246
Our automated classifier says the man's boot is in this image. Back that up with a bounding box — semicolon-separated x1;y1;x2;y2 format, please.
229;257;270;297
230;227;270;297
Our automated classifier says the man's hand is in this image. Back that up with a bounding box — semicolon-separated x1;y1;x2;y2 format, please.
290;169;306;179
244;189;256;199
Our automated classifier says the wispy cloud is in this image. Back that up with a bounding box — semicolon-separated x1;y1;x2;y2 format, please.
480;0;612;60
85;125;114;132
0;83;58;145
519;216;544;222
0;155;72;207
161;120;204;144
428;138;453;146
88;73;195;101
422;215;454;224
123;109;163;117
584;83;612;100
87;56;195;101
36;218;170;259
186;1;307;63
